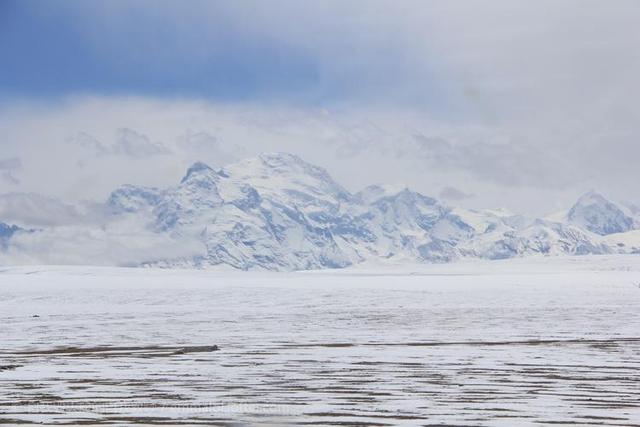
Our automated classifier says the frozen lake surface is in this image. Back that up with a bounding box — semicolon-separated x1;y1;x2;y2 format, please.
1;256;640;426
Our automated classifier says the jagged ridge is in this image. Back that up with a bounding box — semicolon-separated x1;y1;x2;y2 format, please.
101;153;640;270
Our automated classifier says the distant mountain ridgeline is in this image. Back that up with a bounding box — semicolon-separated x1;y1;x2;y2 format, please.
2;153;640;270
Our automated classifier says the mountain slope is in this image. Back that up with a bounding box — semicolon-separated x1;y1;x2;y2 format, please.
107;153;354;270
3;153;640;270
567;190;636;235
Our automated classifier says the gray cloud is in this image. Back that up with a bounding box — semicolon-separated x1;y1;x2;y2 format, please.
0;157;22;170
73;132;111;156
113;128;171;158
0;157;22;185
439;186;474;202
177;131;238;167
0;193;83;227
2;0;640;215
411;134;571;188
0;224;205;267
1;97;638;216
72;129;171;159
2;172;20;185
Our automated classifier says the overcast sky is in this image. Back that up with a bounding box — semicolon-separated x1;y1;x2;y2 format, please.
1;0;639;215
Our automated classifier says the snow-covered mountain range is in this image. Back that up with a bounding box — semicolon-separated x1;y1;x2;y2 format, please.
2;153;640;270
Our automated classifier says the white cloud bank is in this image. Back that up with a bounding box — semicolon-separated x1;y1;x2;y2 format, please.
1;95;639;216
0;221;206;267
1;1;639;215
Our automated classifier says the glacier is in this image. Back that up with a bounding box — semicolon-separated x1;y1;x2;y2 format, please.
2;152;640;270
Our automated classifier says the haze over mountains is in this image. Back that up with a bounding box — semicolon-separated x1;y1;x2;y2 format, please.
1;153;639;270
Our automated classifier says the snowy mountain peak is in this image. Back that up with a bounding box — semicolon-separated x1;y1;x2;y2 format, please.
355;185;394;203
567;191;635;235
388;188;437;206
355;185;436;207
221;153;350;207
259;152;341;186
258;152;305;168
181;161;216;183
4;154;640;271
97;160;640;269
576;190;608;205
